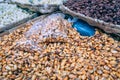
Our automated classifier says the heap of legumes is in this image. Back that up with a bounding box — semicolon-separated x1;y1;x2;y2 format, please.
0;13;120;80
12;0;67;5
0;3;31;27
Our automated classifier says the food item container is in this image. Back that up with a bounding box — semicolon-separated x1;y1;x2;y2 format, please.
12;13;73;53
0;3;37;32
60;5;120;37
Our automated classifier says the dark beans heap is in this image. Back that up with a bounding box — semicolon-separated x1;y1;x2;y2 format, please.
64;0;120;25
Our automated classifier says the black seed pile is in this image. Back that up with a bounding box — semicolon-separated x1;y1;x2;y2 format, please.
64;0;120;25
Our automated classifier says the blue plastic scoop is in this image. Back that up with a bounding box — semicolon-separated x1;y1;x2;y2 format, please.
73;19;95;37
65;15;95;37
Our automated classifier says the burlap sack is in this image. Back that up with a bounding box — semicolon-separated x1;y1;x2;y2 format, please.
60;5;120;36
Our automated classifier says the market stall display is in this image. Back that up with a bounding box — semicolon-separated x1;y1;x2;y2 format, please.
0;3;37;32
0;13;120;80
10;0;67;13
0;0;120;79
60;0;120;36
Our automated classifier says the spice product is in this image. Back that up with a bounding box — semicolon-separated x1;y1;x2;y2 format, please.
0;3;32;27
64;0;120;25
